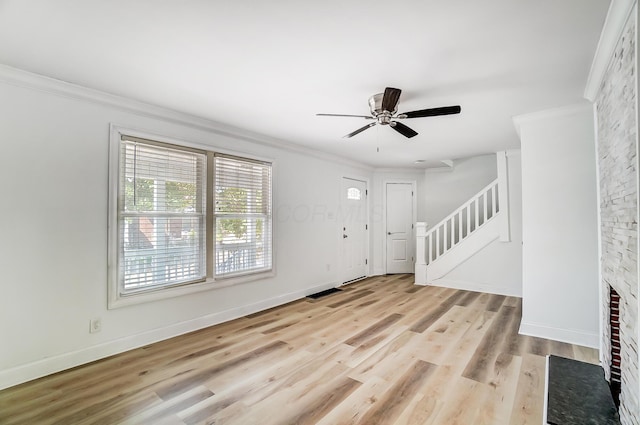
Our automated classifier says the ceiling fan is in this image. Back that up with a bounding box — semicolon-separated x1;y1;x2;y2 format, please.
317;87;461;139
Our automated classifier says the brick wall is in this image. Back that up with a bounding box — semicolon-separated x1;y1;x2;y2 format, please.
595;11;639;425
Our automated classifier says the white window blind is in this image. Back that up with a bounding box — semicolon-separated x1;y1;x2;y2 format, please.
110;130;274;305
118;137;206;293
214;154;272;277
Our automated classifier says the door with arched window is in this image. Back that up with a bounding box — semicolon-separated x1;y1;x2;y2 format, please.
340;177;368;284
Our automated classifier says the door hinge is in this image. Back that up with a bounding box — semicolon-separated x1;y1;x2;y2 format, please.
366;189;368;196
365;224;368;230
412;223;414;229
365;259;368;265
412;191;414;196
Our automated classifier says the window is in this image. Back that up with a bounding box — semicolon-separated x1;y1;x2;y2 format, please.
109;131;273;307
119;138;206;293
347;187;362;200
214;155;272;277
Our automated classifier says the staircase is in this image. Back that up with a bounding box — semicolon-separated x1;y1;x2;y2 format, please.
415;177;507;285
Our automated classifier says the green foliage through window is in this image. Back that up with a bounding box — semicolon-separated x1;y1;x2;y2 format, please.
124;178;197;212
124;177;154;212
166;181;197;212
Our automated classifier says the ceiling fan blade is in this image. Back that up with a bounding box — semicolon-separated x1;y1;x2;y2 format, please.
381;87;402;112
399;105;461;119
390;121;418;138
344;122;376;138
316;113;374;119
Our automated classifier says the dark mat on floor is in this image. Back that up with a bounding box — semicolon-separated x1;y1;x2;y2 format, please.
547;355;620;425
307;288;342;299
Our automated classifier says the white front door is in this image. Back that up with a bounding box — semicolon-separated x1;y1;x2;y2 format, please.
341;178;367;284
386;182;414;274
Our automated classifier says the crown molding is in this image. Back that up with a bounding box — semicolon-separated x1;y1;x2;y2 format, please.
512;102;594;138
440;159;454;169
505;148;521;157
584;0;637;101
424;166;455;174
0;64;373;172
373;167;426;174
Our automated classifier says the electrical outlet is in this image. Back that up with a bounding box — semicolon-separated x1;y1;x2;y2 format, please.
90;318;102;334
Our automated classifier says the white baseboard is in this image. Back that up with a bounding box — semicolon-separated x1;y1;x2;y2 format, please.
0;281;337;391
430;278;521;297
519;321;599;348
372;268;385;277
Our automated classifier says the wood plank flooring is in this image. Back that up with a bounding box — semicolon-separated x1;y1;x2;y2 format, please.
0;275;599;425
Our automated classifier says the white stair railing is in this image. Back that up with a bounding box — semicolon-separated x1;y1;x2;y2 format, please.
422;178;499;265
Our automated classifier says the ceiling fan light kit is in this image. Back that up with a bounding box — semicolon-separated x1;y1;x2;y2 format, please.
317;87;461;139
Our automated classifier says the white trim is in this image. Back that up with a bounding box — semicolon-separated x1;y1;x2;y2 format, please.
424;166;455;174
0;280;337;391
374;167;424;174
382;179;417;275
107;125;121;308
584;0;638;101
430;278;520;297
0;64;372;172
107;125;277;309
414;222;428;285
505;148;521;157
512;102;593;138
426;228;501;282
496;151;511;242
271;160;280;295
440;159;454;169
110;273;278;309
111;123;277;165
593;101;606;366
519;321;599;348
339;175;371;283
372;268;385;276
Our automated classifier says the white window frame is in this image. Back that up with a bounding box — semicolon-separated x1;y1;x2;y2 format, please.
213;154;273;279
108;125;275;309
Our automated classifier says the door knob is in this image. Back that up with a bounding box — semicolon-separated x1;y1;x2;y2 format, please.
343;234;348;238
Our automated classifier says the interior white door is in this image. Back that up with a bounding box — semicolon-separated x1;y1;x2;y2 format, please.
341;178;367;284
386;182;414;274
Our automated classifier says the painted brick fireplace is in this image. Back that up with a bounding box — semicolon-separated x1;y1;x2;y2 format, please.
595;9;639;425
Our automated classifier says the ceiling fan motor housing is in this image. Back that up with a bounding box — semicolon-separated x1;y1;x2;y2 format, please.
369;93;397;115
369;93;395;125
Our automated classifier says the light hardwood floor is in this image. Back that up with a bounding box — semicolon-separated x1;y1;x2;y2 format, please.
0;275;598;425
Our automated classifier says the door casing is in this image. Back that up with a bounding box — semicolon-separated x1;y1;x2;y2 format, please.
340;176;370;284
383;179;417;275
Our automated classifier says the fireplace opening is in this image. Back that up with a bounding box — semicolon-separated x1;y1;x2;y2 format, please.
609;286;621;408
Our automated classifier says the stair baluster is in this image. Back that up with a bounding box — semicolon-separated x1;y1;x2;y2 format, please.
415;178;501;285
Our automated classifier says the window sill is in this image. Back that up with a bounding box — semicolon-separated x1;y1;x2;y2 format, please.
107;270;275;309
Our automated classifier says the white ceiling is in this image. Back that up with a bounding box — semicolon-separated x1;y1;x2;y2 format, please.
0;0;610;168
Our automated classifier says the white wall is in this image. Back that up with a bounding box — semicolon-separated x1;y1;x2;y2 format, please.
438;150;523;297
516;103;599;347
423;154;497;226
0;70;373;389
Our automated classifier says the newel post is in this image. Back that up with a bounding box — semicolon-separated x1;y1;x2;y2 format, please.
415;222;428;285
